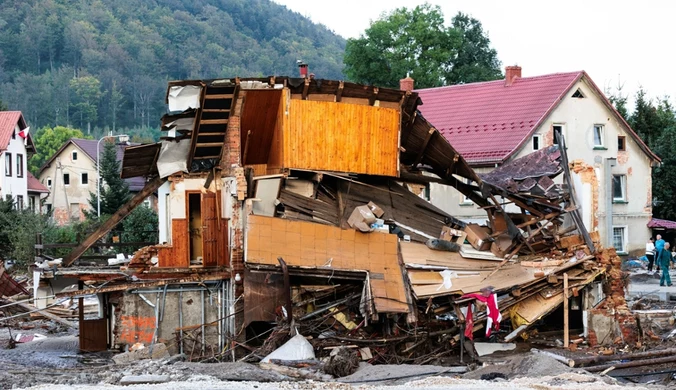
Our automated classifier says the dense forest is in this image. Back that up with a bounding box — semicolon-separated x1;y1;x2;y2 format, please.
0;0;345;140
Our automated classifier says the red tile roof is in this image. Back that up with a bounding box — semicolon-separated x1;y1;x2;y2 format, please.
648;218;676;230
26;171;49;193
416;72;582;165
0;111;24;151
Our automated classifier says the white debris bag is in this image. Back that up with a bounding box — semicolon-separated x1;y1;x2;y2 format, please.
261;334;315;363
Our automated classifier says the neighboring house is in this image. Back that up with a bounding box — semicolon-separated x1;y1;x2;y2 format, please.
413;66;660;256
0;111;44;211
38;138;157;225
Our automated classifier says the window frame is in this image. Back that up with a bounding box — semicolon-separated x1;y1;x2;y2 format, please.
593;124;606;149
28;196;36;212
16;154;23;178
16;195;23;210
81;172;89;186
460;178;474;205
63;173;70;186
552;124;565;145
618;135;626;151
72;151;78;161
532;134;542;151
5;153;11;176
612;226;628;254
612;174;627;203
47;177;52;188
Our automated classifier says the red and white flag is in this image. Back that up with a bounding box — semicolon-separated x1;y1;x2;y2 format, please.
18;127;29;139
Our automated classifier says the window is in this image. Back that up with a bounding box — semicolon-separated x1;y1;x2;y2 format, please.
45;204;52;213
16;195;23;210
81;172;88;185
553;124;565;145
572;89;585;98
4;153;11;176
460;178;473;205
16;154;23;178
618;136;626;151
612;174;626;202
11;129;15;139
47;177;52;188
593;125;605;148
72;151;78;161
612;226;627;253
29;196;36;212
532;134;541;151
63;173;70;186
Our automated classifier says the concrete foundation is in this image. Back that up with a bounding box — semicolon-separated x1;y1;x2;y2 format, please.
111;281;231;356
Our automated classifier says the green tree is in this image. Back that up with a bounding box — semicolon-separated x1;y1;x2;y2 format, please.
122;205;158;243
0;98;7;111
70;76;103;134
30;126;88;175
88;139;131;218
629;89;662;148
343;5;501;88
446;12;502;84
0;195;50;269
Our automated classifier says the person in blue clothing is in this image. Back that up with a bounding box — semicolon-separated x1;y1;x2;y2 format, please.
656;234;666;253
658;242;673;287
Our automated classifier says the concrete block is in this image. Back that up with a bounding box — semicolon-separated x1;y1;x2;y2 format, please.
113;343;170;365
119;375;170;385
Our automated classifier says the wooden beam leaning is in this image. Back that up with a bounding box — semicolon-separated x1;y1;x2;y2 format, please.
336;81;344;102
413;128;436;166
63;176;168;267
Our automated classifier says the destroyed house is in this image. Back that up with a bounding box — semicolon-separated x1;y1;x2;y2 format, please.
415;67;660;256
37;76;632;363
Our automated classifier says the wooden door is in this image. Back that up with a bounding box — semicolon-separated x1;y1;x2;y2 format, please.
201;191;219;267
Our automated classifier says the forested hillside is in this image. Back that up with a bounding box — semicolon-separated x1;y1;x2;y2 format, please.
0;0;345;139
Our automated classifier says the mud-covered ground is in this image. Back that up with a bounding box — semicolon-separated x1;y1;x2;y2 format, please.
0;328;669;390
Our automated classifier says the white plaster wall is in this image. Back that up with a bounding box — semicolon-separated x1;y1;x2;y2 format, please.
157;181;170;243
0;124;29;204
39;143;98;213
428;77;654;254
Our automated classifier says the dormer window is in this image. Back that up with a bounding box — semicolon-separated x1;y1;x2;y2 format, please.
572;89;585;98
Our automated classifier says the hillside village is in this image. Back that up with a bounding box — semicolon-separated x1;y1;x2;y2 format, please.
0;1;676;389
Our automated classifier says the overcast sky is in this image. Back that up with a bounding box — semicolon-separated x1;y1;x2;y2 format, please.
274;0;674;109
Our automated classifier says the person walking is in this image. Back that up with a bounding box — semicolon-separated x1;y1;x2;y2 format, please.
647;237;656;272
658;242;673;287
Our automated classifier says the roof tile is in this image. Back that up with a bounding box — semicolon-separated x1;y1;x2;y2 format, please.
416;72;582;164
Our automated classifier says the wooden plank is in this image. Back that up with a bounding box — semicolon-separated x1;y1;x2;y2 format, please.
202;191;219;267
283;100;399;177
199;119;229;125
196;142;224;147
63;176;167;266
563;273;569;348
158;218;189;268
5;297;77;328
204;94;234;99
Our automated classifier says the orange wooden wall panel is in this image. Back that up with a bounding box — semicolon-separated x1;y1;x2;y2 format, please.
246;215;407;313
283;100;400;176
158;219;189;268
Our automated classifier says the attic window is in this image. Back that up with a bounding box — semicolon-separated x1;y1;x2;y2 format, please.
572;89;585;98
532;134;541;151
618;136;626;151
72;151;78;161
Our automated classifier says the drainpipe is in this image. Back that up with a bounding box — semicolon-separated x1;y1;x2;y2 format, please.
605;158;617;248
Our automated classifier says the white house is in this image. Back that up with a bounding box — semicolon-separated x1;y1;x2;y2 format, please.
0;111;46;211
412;66;660;256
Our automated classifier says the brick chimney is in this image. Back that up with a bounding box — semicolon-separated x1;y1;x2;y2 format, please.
400;74;414;92
505;65;522;86
298;61;308;78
